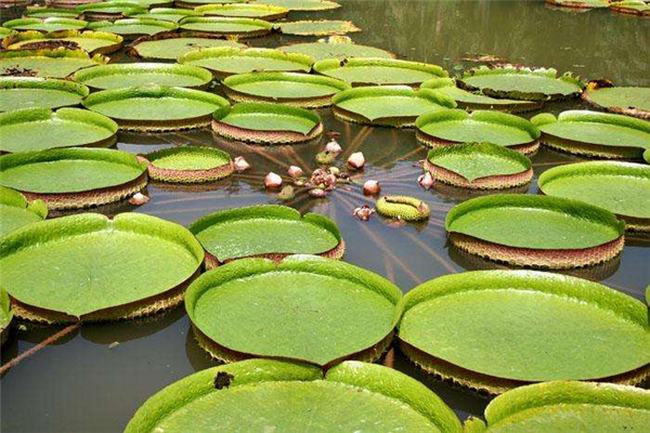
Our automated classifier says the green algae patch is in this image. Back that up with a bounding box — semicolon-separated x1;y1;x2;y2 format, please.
332;85;456;128
3;30;123;54
582;81;650;120
144;145;233;183
0;48;107;78
72;63;212;90
398;270;650;394
0;186;47;238
3;18;88;32
445;194;625;269
314;57;447;86
531;110;650;159
178;16;273;38
186;256;401;365
0;77;89;112
539;161;650;232
195;3;288;20
277;20;360;36
126;7;200;22
124;359;462;433
279;36;394;61
128;33;245;61
0;212;203;322
189;205;343;266
376;196;430;221
249;0;341;10
87;18;177;38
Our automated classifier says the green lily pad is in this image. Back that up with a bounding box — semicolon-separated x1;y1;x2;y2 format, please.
72;63;212;90
77;1;147;20
3;30;123;54
0;48;107;78
194;3;288;20
178;17;273;38
0;212;203;322
222;71;350;108
87;18;178;37
314;57;447;86
425;142;532;189
279;37;395;61
25;7;81;18
174;0;246;7
179;47;313;79
332;86;456;127
189;205;343;265
0;288;13;344
539;161;650;232
144;145;233;183
531;110;650;159
0;186;47;238
582;81;650;120
213;102;323;144
126;7;200;22
0;107;117;152
459;65;584;101
415;109;541;154
83;85;229;131
445;194;625;269
0;77;89;112
186;256;401;365
277;20;360;36
124;0;174;7
0;28;13;41
421;77;542;113
128;33;245;61
399;270;650;393
124;359;462;433
610;0;650;15
249;0;341;11
3;18;88;32
546;0;610;8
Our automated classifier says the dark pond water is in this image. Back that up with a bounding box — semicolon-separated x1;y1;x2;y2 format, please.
1;1;649;432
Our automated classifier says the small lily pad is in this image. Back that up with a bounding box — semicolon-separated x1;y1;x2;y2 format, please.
189;205;343;266
415;109;541;154
0;212;203;322
178;16;273;38
0;186;47;238
222;71;350;108
425;142;532;189
25;7;81;18
582;80;650;120
0;48;107;78
0;76;89;111
0;288;13;345
531;110;650;159
332;86;456;127
87;18;178;38
126;7;200;22
277;20;360;36
445;194;625;269
3;30;123;55
539;161;650;232
3;18;88;32
376;196;430;221
186;256;401;365
194;3;288;20
314;57;447;86
0;28;13;41
212;102;323;144
546;0;610;8
399;270;650;393
279;37;395;61
77;1;147;21
610;0;650;15
143;145;233;183
72;63;212;89
174;0;246;7
0;107;117;153
250;0;341;10
128;32;245;61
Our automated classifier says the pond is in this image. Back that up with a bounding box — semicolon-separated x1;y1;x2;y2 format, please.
1;0;649;432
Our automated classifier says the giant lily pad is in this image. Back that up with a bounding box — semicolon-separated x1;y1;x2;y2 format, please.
582;80;650;120
398;270;650;394
189;205;343;266
124;359;462;433
143;145;233;183
459;65;584;101
72;63;212;89
421;77;542;113
531;110;650;159
3;30;123;55
0;186;47;237
279;36;395;61
0;212;203;322
186;257;401;365
174;0;247;8
249;0;341;11
83;85;229;131
194;3;289;20
213;102;323;144
416;109;541;154
277;20;360;36
314;57;447;86
539;161;650;232
425;142;533;190
0;288;12;345
0;77;89;112
178;17;273;38
332;86;456;128
0;148;147;209
0;107;117;153
87;18;178;38
222;72;350;108
610;0;650;15
126;7;200;22
445;194;625;269
179;47;313;79
128;32;245;61
545;0;610;8
3;18;88;32
77;2;147;21
0;48;107;78
25;6;81;18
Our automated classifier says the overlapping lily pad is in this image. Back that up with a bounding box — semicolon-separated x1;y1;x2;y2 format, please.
277;20;360;36
189;205;343;266
0;212;203;322
72;63;213;89
128;32;245;61
25;6;81;18
195;3;289;20
186;256;401;364
582;80;650;119
88;18;178;38
0;48;107;78
398;270;650;393
126;7;200;22
0;107;117;153
212;102;323;144
124;359;462;433
332;86;456;127
531;110;650;159
222;72;350;107
143;145;233;183
0;28;13;41
539;161;650;232
314;57;447;86
179;47;313;79
425;142;533;189
0;77;89;111
3;30;123;54
445;194;625;269
178;17;273;38
3;18;88;32
0;186;47;238
0;288;12;345
77;1;147;21
279;36;395;61
459;65;584;101
83;85;229;131
0;147;147;210
250;0;341;11
416;109;541;154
